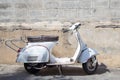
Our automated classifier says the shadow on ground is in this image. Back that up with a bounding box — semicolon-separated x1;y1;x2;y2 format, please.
0;63;110;80
96;63;110;74
36;63;110;76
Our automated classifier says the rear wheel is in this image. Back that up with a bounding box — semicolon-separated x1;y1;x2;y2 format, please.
82;56;98;75
24;63;45;74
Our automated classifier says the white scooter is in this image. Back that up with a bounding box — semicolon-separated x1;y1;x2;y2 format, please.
5;23;98;75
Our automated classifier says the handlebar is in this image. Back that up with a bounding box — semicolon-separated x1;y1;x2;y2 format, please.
62;22;81;33
75;23;81;29
70;22;81;30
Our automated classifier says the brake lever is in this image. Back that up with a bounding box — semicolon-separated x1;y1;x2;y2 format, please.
62;28;69;33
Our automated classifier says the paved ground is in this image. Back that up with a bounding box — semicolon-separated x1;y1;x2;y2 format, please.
0;64;120;80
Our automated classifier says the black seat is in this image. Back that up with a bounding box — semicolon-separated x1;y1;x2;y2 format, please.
27;35;59;42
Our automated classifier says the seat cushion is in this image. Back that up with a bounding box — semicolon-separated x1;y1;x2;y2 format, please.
27;35;59;42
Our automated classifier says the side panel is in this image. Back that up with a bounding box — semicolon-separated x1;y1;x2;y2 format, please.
78;48;98;63
16;46;49;63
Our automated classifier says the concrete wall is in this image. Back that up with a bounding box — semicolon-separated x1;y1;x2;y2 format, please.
0;0;120;67
0;0;120;22
0;22;120;67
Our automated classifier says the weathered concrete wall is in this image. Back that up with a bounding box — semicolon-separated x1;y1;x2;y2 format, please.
0;0;120;67
0;0;120;22
0;22;120;67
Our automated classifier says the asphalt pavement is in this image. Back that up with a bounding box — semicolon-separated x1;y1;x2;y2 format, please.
0;64;120;80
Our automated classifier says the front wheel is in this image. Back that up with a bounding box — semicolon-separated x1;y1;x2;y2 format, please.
82;56;98;75
24;63;45;74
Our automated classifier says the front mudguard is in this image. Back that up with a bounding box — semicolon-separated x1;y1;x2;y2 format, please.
78;48;98;63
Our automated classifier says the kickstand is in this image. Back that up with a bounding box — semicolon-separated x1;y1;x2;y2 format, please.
57;65;63;77
53;65;64;78
50;65;72;80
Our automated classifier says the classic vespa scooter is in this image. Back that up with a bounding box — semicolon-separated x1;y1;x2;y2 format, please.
5;22;98;75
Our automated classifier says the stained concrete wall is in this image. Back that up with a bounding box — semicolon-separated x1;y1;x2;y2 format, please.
0;22;120;67
0;0;120;22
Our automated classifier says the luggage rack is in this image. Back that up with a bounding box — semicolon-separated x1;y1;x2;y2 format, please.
5;37;26;52
5;35;59;53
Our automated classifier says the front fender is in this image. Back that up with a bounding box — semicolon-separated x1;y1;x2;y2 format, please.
78;48;98;63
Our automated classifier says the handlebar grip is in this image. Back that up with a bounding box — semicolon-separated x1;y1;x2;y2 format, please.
75;23;81;29
77;23;81;27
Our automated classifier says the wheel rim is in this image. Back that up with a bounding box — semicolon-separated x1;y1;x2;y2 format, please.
86;57;97;71
26;66;32;69
25;63;45;70
25;63;36;70
24;63;41;74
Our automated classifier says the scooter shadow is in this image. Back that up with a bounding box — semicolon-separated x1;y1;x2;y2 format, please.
96;63;110;74
35;63;110;76
39;66;86;76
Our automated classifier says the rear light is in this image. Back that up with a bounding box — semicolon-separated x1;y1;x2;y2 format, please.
17;48;22;53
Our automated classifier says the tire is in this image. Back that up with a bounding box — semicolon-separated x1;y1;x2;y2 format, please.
24;63;45;74
82;56;98;75
47;65;56;68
